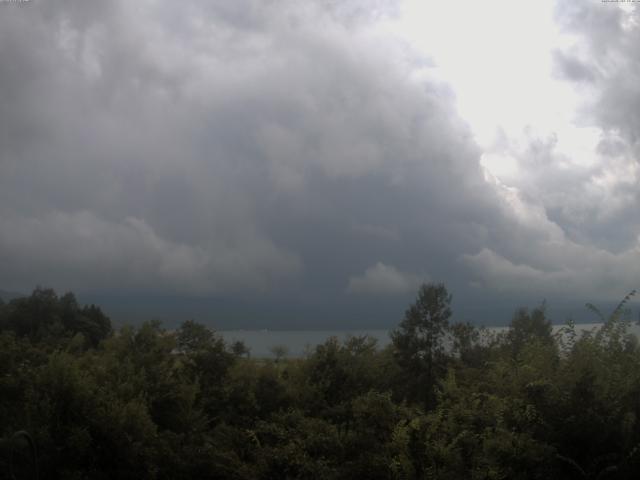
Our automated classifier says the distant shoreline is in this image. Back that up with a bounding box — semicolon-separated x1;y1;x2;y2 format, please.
219;322;636;358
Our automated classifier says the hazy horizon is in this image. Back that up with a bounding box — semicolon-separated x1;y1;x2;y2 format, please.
2;287;634;331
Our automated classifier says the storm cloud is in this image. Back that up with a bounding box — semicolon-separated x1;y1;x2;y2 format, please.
0;0;638;326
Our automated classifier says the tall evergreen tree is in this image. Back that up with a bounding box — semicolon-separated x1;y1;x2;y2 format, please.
391;283;452;409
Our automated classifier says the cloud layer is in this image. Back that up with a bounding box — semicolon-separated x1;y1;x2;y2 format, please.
347;262;427;295
0;0;638;325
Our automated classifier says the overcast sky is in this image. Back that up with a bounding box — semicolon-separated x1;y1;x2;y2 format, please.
1;0;639;328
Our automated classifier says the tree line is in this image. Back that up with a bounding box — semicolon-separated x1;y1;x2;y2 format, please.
1;285;640;479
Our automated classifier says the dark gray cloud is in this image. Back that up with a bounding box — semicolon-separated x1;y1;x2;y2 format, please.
554;2;640;140
347;262;427;295
0;0;638;326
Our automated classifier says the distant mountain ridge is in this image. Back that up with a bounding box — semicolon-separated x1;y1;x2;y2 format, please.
0;289;25;302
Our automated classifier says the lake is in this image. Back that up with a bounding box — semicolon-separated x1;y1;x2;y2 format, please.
219;329;391;358
220;322;639;358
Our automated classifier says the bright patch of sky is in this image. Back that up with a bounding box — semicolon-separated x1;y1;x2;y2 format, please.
387;0;602;180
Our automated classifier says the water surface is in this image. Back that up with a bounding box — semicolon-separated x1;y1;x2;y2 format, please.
220;322;638;358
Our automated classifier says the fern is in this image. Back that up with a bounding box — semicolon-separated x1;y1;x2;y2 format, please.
610;289;636;322
585;302;605;323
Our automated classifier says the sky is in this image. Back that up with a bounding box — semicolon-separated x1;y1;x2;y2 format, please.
0;0;639;328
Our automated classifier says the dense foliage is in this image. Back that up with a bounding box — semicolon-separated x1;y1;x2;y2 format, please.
1;285;640;479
